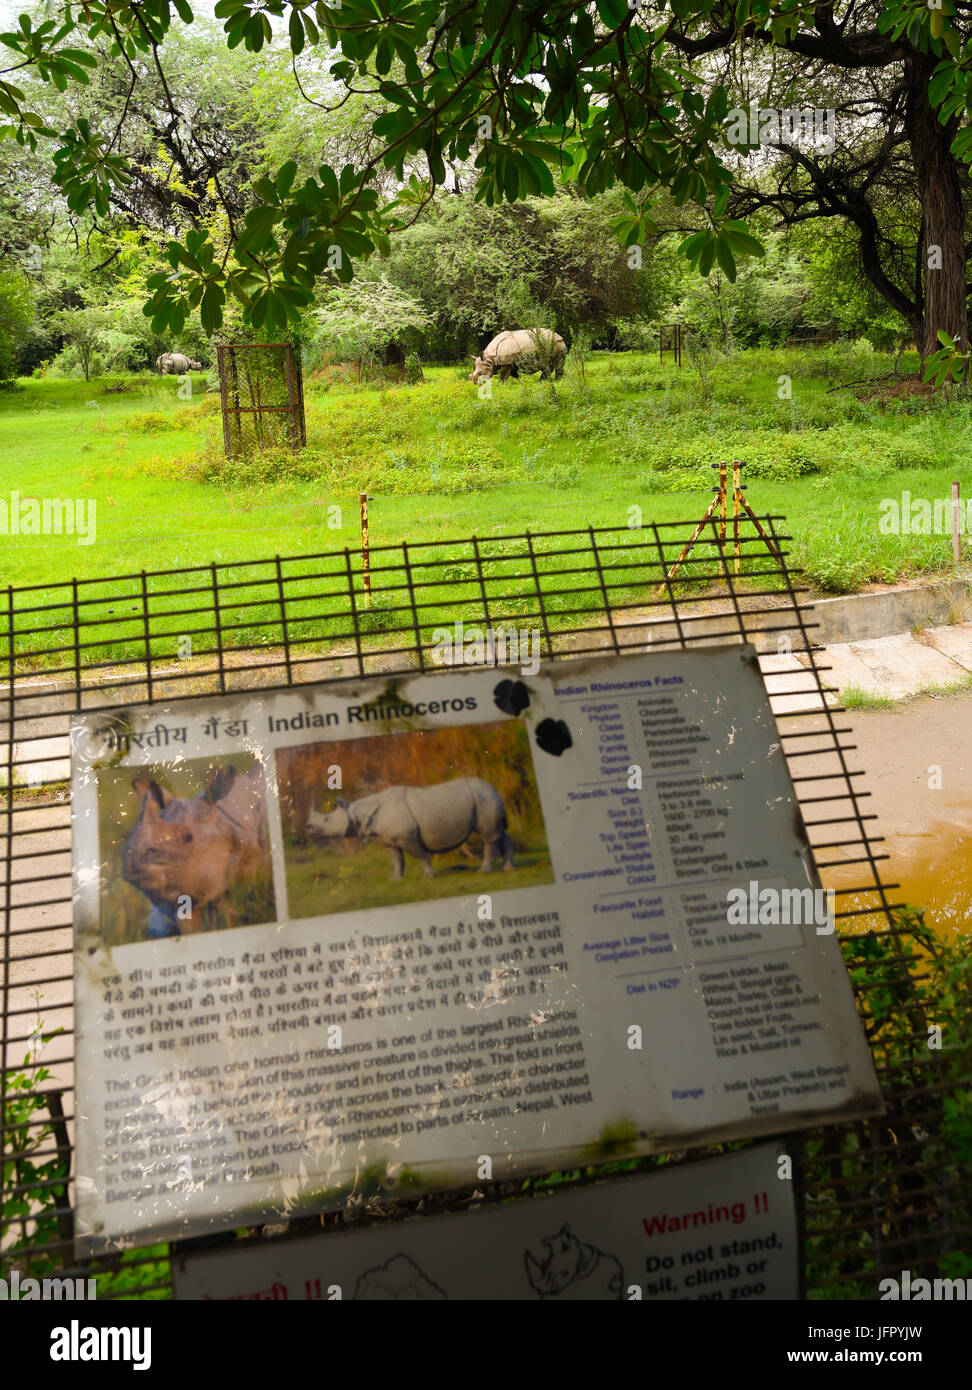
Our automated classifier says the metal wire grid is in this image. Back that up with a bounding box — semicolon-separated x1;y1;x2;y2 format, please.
0;515;959;1298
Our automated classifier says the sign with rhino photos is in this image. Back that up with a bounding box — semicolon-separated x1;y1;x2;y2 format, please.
71;646;881;1254
174;1144;797;1301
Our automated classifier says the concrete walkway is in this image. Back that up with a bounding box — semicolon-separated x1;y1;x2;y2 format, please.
759;621;972;713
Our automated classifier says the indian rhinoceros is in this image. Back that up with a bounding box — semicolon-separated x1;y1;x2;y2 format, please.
122;764;269;936
156;351;203;375
469;329;567;385
306;776;514;879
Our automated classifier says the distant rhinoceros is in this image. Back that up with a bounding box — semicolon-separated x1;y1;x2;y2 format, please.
307;776;514;879
122;764;269;935
156;351;203;375
469;329;567;385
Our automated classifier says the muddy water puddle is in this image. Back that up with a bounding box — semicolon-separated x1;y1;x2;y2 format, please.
823;819;972;937
782;695;972;939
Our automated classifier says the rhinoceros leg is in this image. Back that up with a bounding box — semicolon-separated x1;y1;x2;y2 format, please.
554;360;564;380
409;841;436;877
498;364;512;383
481;833;514;872
387;845;405;880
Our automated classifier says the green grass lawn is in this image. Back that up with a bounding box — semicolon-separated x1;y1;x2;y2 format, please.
2;346;971;668
284;834;555;920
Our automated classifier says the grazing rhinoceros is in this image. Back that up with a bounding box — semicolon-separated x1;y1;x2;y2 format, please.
156;351;203;375
122;764;268;936
469;329;567;385
307;776;514;879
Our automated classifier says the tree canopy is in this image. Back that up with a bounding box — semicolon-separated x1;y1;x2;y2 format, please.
2;1;972;361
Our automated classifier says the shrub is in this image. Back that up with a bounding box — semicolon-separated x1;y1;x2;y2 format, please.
124;411;170;434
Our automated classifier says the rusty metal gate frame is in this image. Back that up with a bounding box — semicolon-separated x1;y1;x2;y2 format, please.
216;342;306;457
659;324;684;368
0;516;962;1298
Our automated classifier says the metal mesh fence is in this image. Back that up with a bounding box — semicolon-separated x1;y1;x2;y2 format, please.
216;342;306;457
0;515;966;1299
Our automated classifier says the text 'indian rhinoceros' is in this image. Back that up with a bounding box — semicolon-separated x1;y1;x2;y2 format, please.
307;777;514;879
122;763;269;937
156;351;203;375
469;329;567;385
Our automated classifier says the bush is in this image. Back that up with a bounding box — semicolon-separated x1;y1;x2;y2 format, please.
124;411;170;434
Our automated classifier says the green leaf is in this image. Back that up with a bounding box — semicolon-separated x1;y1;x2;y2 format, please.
276;159;298;197
721;219;764;255
714;236;736;281
596;0;631;26
289;9;304;54
678;230;710;258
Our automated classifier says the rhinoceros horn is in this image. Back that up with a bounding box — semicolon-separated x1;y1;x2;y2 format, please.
524;1250;553;1294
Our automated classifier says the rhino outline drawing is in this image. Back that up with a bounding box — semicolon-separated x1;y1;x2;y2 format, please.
122;762;269;936
469;328;567;386
524;1224;623;1300
306;776;514;880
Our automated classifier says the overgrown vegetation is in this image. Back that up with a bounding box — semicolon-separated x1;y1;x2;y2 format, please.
1;346;969;605
1;1020;170;1298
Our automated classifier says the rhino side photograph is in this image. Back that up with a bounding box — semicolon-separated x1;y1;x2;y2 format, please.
96;756;275;945
306;777;516;880
277;721;554;920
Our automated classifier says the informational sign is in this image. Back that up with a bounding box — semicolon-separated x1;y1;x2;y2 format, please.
71;647;881;1254
174;1145;798;1301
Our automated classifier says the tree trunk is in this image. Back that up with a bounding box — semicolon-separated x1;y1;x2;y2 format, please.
907;53;969;358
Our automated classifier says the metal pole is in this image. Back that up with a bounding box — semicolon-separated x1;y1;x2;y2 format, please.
733;460;741;575
953;480;961;564
360;492;371;608
718;460;727;547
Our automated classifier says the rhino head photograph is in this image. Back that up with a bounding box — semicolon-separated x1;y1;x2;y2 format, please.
119;761;271;939
305;799;354;842
468;354;494;386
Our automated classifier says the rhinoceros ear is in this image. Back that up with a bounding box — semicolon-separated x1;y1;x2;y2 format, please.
132;777;169;811
204;764;237;803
